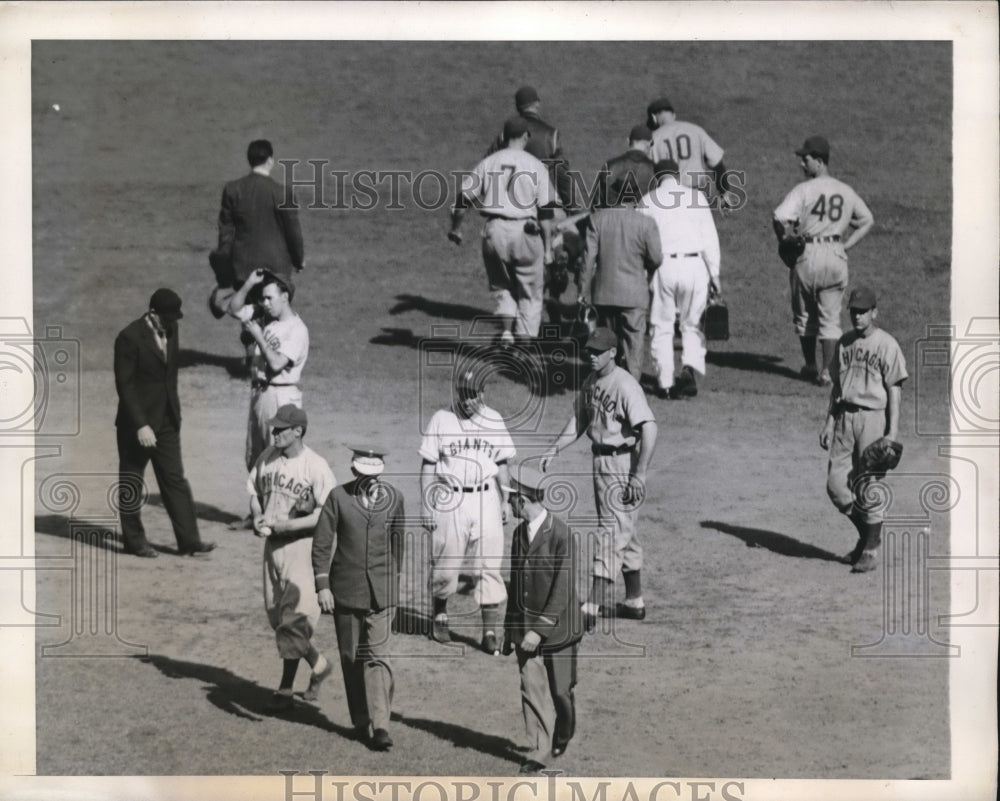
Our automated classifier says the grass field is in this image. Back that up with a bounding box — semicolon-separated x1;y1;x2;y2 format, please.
23;36;971;784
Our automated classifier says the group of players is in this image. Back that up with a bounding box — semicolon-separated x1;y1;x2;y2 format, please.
112;86;907;774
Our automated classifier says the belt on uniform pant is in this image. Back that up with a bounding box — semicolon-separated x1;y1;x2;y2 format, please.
667;252;700;258
591;443;634;456
481;213;529;222
838;401;874;414
251;380;298;390
804;235;841;243
458;483;492;492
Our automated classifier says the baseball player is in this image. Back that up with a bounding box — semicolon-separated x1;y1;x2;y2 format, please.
540;327;658;626
449;116;560;342
419;368;515;654
247;404;337;712
488;85;575;208
647;97;735;204
594;125;656;209
820;287;907;574
638;159;721;399
773;135;874;386
227;269;309;474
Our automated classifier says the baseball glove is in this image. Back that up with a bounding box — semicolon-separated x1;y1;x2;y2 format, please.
858;437;903;475
778;234;805;269
291;493;317;518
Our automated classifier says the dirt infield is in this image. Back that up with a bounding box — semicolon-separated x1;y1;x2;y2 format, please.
21;35;976;785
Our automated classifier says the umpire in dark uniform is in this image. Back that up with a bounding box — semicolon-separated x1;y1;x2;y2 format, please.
312;446;405;752
595;125;656;209
114;289;215;558
502;463;583;775
489;85;575;208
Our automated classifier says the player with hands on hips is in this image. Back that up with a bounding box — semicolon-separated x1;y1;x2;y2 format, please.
819;287;906;574
420;368;515;655
540;327;658;629
246;404;337;712
773;135;874;386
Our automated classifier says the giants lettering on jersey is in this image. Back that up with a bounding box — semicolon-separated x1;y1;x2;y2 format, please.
447;437;503;461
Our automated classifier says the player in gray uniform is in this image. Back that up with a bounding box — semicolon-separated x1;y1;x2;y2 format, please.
820;287;907;573
540;328;658;626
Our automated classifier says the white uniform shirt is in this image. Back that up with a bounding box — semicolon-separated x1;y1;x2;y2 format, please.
419;406;516;488
461;147;558;220
576;366;655;449
247;444;336;525
650;119;724;191
240;309;309;385
638;178;721;278
773;175;873;239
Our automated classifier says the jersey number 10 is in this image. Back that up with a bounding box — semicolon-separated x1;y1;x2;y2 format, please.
657;134;692;162
810;193;844;222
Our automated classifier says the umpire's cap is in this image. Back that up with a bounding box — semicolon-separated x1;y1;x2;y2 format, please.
503;116;531;141
515;86;540;109
629;124;653;143
149;288;184;321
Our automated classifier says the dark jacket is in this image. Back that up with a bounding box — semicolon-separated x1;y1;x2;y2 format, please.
489;111;574;207
217;172;304;284
312;480;405;612
114;316;181;432
595;150;656;209
504;512;583;651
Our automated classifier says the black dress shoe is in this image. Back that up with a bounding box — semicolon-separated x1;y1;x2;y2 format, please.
370;728;393;751
519;759;546;775
181;542;217;556
600;603;646;620
128;547;158;559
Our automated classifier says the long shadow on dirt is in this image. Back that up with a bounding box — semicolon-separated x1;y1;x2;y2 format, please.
705;351;804;381
389;294;489;321
178;348;247;378
701;521;846;563
394;713;524;765
145;653;354;733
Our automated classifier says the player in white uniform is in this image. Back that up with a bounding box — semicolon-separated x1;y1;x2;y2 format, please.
820;287;907;574
420;369;515;654
541;328;658;627
773;136;874;385
448;116;560;341
638;159;721;399
647;96;735;205
228;269;309;472
246;404;337;711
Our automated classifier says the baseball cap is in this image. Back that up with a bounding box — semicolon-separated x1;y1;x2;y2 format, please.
847;286;877;310
514;85;540;109
629;124;653;142
455;367;485;396
347;444;387;476
647;97;674;116
503;115;531;141
654;159;680;179
261;269;295;302
794;135;830;159
585;327;618;352
268;404;307;430
500;462;546;501
149;288;184;321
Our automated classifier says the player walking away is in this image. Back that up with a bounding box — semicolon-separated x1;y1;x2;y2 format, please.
594;125;656;209
312;445;405;751
577;188;662;382
247;404;336;712
773;135;874;386
114;289;216;558
638;159;721;399
488;85;575;209
449;116;561;342
419;369;515;655
227;269;308;476
647;97;736;207
501;464;584;775
540;328;658;628
820;288;907;574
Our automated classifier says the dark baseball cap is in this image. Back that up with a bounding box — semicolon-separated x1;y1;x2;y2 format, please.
848;286;877;310
503;115;531;141
629;124;653;142
514;85;540;108
455;368;485;395
795;135;830;159
654;159;680;178
149;288;183;321
585;327;618;352
647;97;674;116
501;461;546;500
268;404;307;430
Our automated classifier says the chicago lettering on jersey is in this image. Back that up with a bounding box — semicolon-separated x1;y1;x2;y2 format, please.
841;344;888;375
587;383;621;417
258;469;311;498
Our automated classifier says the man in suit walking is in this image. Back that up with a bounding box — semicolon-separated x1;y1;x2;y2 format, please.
311;445;405;751
502;463;584;775
114;289;215;558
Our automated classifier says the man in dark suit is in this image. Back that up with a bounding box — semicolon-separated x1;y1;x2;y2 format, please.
114;289;215;558
502;463;584;775
595;125;656;209
311;445;405;752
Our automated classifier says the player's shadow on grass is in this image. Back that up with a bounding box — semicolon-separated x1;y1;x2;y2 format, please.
395;714;523;765
389;294;490;321
177;348;247;379
34;515;123;550
145;653;355;734
701;521;846;563
705;351;804;381
147;493;243;527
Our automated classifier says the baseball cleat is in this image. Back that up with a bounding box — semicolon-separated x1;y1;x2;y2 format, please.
851;551;879;573
481;631;500;656
519;759;546;775
817;370;833;387
844;539;866;566
431;614;450;644
303;655;334;702
370;728;394;751
265;690;295;713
